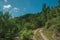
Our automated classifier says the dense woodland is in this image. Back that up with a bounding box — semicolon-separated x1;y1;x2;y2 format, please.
0;0;60;40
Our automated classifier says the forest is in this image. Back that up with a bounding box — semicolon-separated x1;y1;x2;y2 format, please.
0;0;60;40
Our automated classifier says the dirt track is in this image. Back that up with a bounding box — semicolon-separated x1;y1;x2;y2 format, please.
33;28;49;40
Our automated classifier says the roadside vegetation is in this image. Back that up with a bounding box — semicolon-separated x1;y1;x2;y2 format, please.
0;0;60;40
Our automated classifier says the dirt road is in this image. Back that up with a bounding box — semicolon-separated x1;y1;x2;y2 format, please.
33;28;49;40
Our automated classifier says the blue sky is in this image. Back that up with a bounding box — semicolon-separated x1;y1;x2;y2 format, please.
0;0;58;17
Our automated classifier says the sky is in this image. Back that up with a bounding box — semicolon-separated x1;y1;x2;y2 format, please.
0;0;58;17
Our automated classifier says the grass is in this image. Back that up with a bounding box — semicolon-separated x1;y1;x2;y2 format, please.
43;28;53;40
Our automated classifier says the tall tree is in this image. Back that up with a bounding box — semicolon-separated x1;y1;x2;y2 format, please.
43;3;47;20
58;0;60;6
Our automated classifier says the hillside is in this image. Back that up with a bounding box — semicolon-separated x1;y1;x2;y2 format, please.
14;6;60;40
14;4;60;40
33;6;60;40
0;0;60;40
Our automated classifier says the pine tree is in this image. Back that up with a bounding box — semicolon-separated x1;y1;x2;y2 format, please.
42;3;47;22
58;0;60;6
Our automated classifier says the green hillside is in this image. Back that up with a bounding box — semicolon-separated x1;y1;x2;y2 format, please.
0;0;60;40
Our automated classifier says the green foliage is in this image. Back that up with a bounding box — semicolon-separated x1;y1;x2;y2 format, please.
0;0;60;40
58;0;60;6
23;22;37;30
0;12;20;40
20;29;33;40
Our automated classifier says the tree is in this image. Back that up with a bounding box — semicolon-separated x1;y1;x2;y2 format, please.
20;29;33;40
0;11;20;40
40;3;47;26
58;0;60;6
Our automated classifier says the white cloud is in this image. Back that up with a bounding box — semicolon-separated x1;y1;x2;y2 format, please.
3;4;12;10
14;7;18;10
4;0;8;2
13;7;19;12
